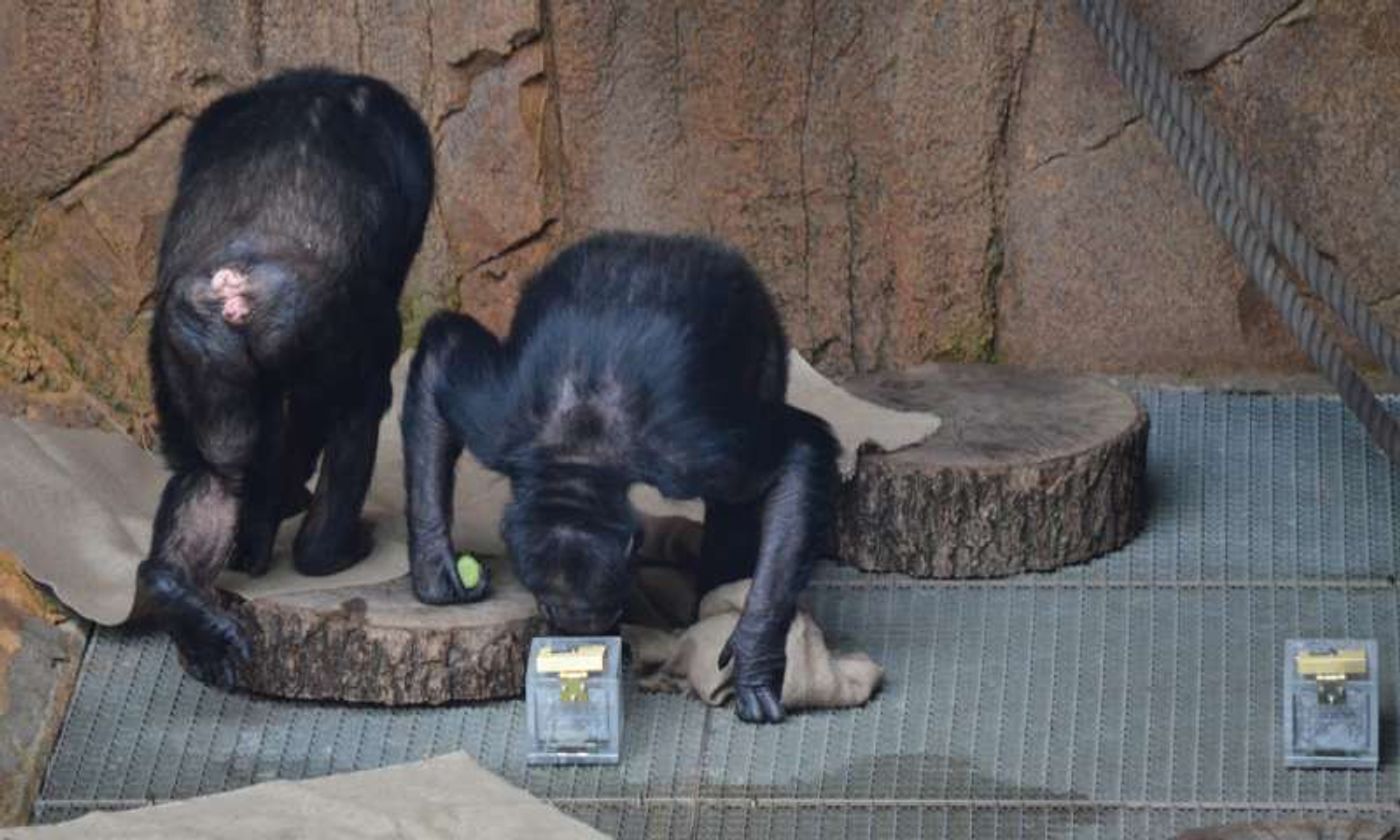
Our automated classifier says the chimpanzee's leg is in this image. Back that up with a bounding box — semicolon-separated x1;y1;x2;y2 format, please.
277;393;330;518
718;405;839;723
291;378;388;575
699;499;763;595
226;392;284;576
140;473;251;687
402;311;503;605
138;358;263;688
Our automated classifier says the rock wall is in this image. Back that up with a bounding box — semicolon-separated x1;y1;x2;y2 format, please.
2;0;1397;432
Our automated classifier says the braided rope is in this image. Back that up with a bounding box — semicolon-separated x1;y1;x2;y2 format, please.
1085;0;1400;382
1074;0;1400;461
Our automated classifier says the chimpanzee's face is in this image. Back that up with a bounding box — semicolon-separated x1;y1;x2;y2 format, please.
503;500;638;635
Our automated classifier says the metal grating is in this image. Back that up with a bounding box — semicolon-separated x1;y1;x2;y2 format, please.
32;391;1400;838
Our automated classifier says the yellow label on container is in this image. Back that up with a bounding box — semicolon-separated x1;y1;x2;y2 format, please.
537;643;607;675
1295;647;1367;678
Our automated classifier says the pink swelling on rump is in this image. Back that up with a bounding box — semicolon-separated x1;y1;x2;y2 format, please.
211;267;252;325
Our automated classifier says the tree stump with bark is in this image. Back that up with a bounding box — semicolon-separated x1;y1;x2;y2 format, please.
229;560;541;705
836;364;1149;578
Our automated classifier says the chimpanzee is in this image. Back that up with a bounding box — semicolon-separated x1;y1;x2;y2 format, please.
402;232;839;722
139;69;434;687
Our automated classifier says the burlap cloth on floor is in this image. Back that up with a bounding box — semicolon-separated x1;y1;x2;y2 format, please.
0;752;605;839
625;515;885;710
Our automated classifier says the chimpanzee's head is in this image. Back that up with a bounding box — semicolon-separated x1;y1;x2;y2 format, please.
502;475;639;635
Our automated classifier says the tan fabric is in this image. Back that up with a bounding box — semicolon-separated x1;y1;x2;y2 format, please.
1;351;937;626
0;752;605;839
623;516;883;711
785;350;940;480
0;418;161;626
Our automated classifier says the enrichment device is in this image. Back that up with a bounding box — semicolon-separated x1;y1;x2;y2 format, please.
1282;639;1379;769
526;636;623;765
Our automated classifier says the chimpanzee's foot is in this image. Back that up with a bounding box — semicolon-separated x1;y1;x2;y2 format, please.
225;545;273;576
280;484;313;519
174;610;252;689
410;547;492;605
719;618;789;723
228;515;278;577
292;518;374;576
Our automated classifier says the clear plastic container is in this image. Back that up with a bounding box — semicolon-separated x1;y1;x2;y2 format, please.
526;636;623;765
1283;638;1379;769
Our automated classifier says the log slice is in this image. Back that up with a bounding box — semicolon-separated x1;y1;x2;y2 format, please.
229;560;541;705
836;364;1148;578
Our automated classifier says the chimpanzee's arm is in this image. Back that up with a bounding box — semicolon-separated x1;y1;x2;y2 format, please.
401;311;505;604
717;405;839;723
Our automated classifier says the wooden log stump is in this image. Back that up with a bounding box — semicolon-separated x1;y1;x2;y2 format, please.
836;364;1148;578
230;560;541;705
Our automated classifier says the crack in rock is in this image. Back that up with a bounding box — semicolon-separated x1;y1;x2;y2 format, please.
46;111;185;204
469;217;557;271
1187;0;1315;75
1030;113;1143;174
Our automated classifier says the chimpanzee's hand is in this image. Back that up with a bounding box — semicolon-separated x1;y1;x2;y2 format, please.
175;609;252;690
410;545;491;605
718;615;789;723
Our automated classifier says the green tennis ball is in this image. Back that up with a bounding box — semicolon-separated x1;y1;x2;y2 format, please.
455;553;482;589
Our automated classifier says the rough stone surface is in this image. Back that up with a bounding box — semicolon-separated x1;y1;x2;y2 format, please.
0;551;86;827
1000;117;1307;374
1205;0;1400;321
548;0;1035;373
437;40;555;334
0;1;258;235
836;364;1148;578
437;44;546;265
430;0;539;65
3;0;1400;429
1000;0;1400;375
11;117;188;435
228;563;541;705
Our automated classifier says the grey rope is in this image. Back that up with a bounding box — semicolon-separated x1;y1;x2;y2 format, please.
1074;0;1400;462
1084;0;1400;382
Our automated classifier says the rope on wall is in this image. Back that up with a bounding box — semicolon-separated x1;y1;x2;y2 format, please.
1073;0;1400;462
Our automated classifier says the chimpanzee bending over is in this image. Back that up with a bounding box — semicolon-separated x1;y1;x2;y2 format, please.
139;70;434;687
403;233;839;722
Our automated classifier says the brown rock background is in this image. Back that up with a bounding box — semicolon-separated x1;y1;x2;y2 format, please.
2;0;1398;432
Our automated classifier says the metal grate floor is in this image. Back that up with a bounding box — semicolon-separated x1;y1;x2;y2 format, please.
33;391;1400;838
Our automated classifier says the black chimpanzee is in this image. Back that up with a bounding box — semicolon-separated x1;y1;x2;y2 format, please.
139;69;434;687
402;232;839;722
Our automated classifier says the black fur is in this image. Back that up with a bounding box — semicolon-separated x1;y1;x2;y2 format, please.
139;69;434;687
403;232;839;723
